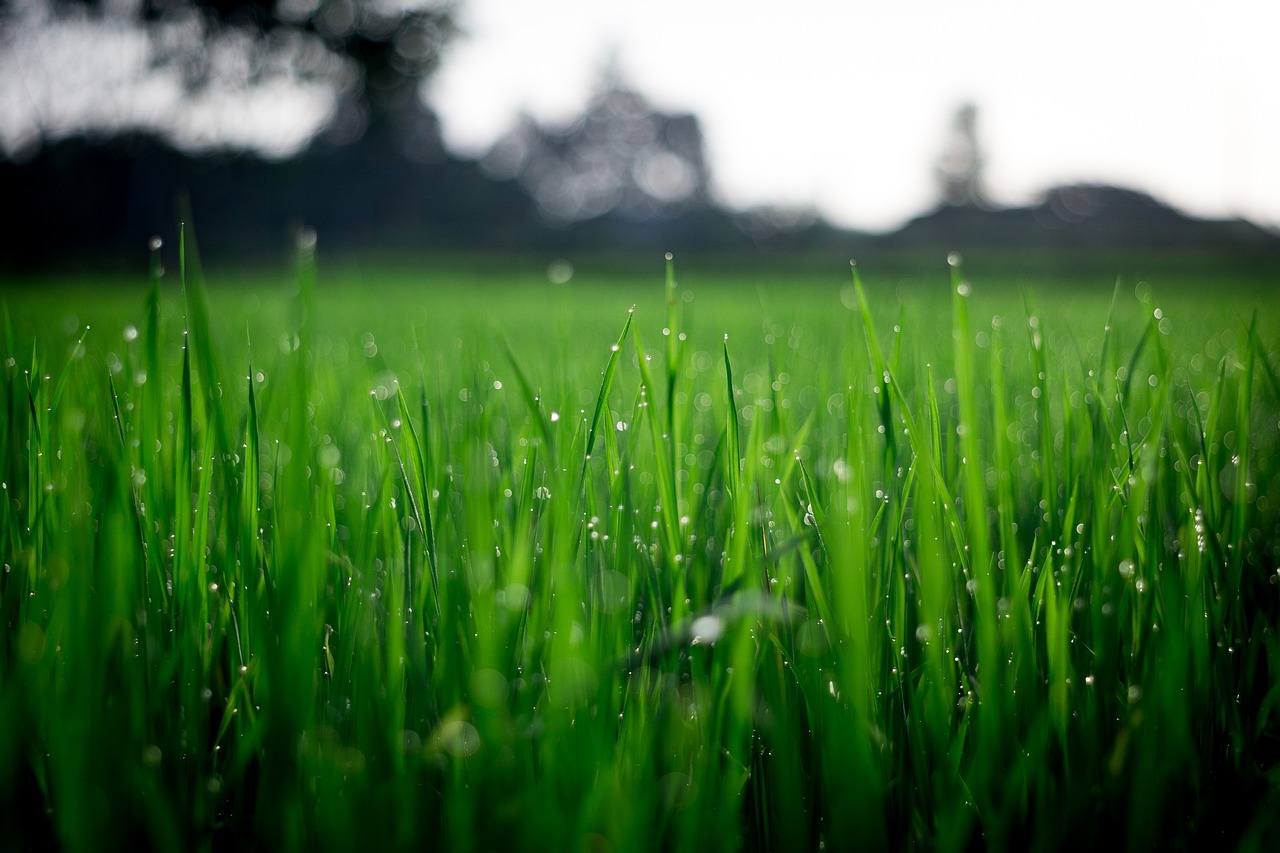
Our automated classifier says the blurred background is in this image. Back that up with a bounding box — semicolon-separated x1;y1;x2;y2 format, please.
1;0;1277;271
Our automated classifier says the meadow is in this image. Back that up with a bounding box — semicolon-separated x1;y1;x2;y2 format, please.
1;242;1278;852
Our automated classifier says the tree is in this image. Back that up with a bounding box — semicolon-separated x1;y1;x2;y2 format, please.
0;0;458;160
933;102;987;208
481;60;712;224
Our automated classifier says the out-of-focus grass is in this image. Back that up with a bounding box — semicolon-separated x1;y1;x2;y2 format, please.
1;246;1278;852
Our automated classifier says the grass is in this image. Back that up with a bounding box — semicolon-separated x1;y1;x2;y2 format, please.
2;240;1279;852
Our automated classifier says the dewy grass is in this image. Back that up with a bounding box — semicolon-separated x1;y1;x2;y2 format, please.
1;245;1278;853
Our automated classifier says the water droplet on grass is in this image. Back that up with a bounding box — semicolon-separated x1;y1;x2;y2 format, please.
690;615;724;645
547;260;574;283
470;669;510;708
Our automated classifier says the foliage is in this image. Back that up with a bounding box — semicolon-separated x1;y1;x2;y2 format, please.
0;0;458;154
934;103;987;209
482;61;713;224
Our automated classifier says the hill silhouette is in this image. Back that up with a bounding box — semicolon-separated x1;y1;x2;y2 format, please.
883;185;1278;257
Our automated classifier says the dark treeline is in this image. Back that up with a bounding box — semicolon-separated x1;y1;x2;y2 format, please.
4;131;1280;274
2;131;539;267
0;128;848;270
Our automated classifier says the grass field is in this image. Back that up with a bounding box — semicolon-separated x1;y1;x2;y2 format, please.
2;242;1279;852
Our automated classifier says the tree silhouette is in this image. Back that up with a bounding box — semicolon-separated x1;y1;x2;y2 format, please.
933;102;987;208
482;60;712;224
0;0;458;158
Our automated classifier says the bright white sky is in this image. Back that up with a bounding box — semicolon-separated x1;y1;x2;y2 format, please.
428;0;1280;232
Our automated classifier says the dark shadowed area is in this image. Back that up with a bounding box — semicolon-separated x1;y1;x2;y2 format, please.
2;0;1278;273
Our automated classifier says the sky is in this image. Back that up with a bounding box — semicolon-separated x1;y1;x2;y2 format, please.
427;0;1280;232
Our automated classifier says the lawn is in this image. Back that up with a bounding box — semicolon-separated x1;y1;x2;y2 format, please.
2;244;1278;852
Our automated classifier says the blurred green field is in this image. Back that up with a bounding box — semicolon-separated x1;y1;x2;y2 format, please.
6;251;1275;390
2;249;1279;852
